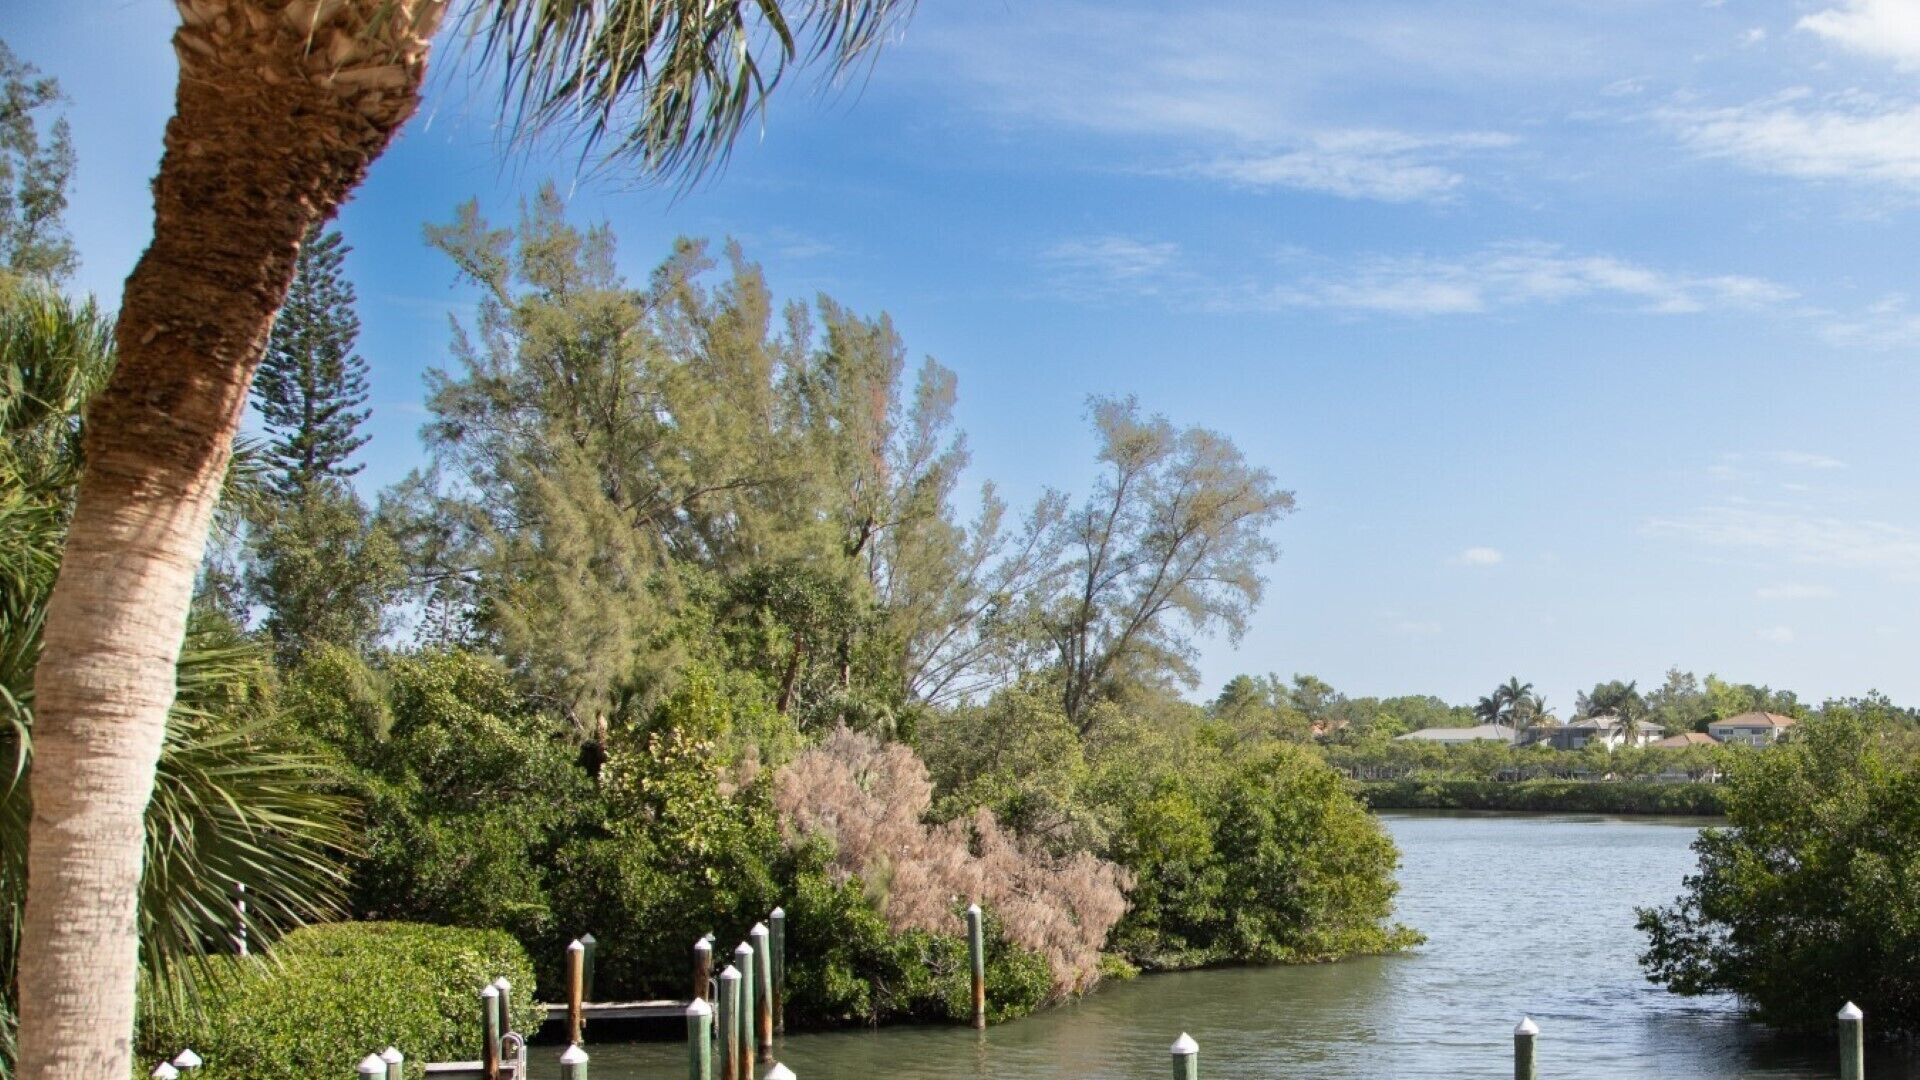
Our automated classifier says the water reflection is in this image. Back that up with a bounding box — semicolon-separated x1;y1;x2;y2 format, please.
529;813;1916;1078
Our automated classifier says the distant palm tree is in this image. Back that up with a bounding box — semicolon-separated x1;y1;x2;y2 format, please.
1473;676;1537;730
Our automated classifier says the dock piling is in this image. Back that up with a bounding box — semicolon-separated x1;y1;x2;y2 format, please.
687;998;714;1080
151;1063;178;1080
1840;1002;1865;1080
1514;1017;1538;1080
170;1049;202;1072
357;1053;385;1079
580;933;598;1001
480;985;502;1080
770;908;786;1034
695;935;713;1004
560;1043;590;1080
1171;1033;1198;1080
751;922;774;1054
567;939;586;1045
717;965;742;1080
379;1046;402;1080
965;903;986;1030
734;941;757;1068
492;976;513;1042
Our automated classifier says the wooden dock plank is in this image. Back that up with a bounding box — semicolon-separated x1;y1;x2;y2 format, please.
540;999;689;1021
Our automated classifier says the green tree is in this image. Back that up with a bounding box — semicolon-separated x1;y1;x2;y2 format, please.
243;483;403;665
0;42;74;288
1647;668;1709;733
253;227;371;497
1040;397;1294;732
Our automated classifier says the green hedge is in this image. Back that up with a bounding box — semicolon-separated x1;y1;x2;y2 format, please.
138;922;542;1080
1352;779;1725;815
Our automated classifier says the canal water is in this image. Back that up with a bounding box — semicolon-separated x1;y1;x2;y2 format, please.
532;812;1915;1078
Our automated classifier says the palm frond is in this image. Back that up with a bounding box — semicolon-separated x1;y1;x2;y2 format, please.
463;0;915;182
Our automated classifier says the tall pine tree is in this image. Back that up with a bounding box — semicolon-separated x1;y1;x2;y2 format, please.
255;225;371;495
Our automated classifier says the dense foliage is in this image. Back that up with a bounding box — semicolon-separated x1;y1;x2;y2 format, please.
137;923;542;1080
1637;711;1920;1033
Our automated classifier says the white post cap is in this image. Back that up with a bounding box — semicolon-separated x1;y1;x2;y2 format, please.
568;938;584;952
735;941;754;956
1171;1033;1198;1056
966;903;982;916
766;1065;797;1080
751;922;769;937
580;932;596;942
694;936;712;951
493;976;512;990
481;985;500;999
1515;1017;1539;1036
560;1044;590;1065
380;1046;403;1064
357;1053;386;1076
172;1048;203;1068
687;997;713;1017
719;964;742;980
1839;1001;1865;1021
151;1063;179;1080
771;907;785;918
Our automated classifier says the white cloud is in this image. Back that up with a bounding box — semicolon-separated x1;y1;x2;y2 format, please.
1756;583;1837;600
1662;91;1920;190
1646;505;1920;581
1823;295;1920;348
1182;130;1517;204
1764;450;1847;470
1800;0;1920;69
1757;625;1797;644
1254;242;1795;317
1458;546;1505;566
1741;26;1769;46
1039;237;1182;298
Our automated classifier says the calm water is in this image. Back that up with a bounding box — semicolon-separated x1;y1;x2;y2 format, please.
531;813;1915;1078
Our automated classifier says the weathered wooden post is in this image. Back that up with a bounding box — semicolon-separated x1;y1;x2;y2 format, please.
171;1049;202;1072
567;939;587;1045
580;932;598;1001
694;934;714;1003
357;1053;385;1079
150;1063;178;1080
769;907;786;1035
1514;1017;1538;1080
480;984;502;1080
1839;1001;1865;1080
965;903;986;1030
380;1046;402;1080
232;882;248;956
717;965;742;1080
751;921;774;1054
1171;1033;1198;1080
734;940;757;1068
687;998;714;1080
493;976;514;1040
560;1043;590;1080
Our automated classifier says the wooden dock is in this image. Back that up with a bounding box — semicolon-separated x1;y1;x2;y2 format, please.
541;998;690;1022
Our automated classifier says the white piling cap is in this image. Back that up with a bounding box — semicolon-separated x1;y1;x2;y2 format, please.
735;941;755;956
560;1044;590;1065
1515;1017;1539;1036
1171;1033;1198;1056
1840;1002;1865;1021
766;1065;797;1080
771;907;785;918
694;936;712;952
568;938;584;953
357;1053;386;1076
581;932;596;942
172;1048;203;1068
380;1046;403;1064
151;1063;179;1079
481;984;500;999
687;998;713;1017
719;964;742;980
493;976;512;990
966;903;982;916
751;922;769;937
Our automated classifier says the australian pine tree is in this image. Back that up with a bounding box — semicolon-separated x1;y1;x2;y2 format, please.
244;226;398;663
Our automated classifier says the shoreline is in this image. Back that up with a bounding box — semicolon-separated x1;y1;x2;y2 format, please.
1351;778;1726;816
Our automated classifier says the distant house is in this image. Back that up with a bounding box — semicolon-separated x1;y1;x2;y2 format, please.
1395;724;1521;745
1528;715;1665;751
1651;731;1719;749
1708;711;1797;747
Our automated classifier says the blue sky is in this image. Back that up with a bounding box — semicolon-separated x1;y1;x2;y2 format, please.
16;0;1920;712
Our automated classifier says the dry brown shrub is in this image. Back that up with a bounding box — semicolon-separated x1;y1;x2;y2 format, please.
775;726;1131;996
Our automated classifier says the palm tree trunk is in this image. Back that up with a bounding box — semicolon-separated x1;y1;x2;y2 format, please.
15;4;444;1077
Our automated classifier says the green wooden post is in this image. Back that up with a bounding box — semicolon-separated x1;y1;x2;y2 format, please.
717;965;742;1080
379;1046;402;1080
769;908;786;1035
357;1053;384;1079
687;998;714;1080
480;985;502;1080
567;939;586;1045
1171;1033;1198;1080
1514;1017;1538;1080
965;903;986;1030
1840;1002;1865;1080
750;922;773;1054
734;941;757;1069
694;936;714;1004
560;1043;590;1080
580;933;598;1001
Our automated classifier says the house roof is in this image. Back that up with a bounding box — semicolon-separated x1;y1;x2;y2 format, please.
1711;711;1797;729
1652;732;1719;748
1396;724;1519;744
1566;714;1666;734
